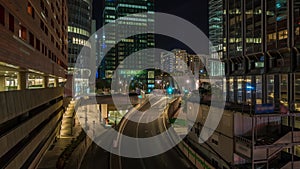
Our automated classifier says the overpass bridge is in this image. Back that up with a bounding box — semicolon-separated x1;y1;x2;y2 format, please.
77;94;140;105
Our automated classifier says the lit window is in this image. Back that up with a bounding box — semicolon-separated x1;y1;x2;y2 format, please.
294;74;300;111
19;25;27;40
296;27;300;36
27;2;35;18
256;76;262;104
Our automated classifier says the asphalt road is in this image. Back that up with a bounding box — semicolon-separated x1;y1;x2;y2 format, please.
80;96;195;169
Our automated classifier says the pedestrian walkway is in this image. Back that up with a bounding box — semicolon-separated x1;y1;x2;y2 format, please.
37;99;82;169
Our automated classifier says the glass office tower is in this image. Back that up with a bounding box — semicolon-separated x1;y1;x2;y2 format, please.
221;0;300;168
188;1;300;169
67;0;93;96
209;0;225;77
101;0;155;91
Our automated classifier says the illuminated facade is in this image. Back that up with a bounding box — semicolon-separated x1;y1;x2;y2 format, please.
0;0;67;168
188;54;206;76
172;49;189;73
222;0;300;109
161;50;206;77
208;0;224;77
187;1;300;169
67;0;93;96
222;0;300;168
67;0;92;71
101;0;155;91
161;51;175;73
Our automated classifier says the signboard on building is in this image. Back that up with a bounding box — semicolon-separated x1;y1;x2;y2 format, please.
255;104;274;114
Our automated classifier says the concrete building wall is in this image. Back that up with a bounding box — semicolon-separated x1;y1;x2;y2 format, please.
0;1;67;168
187;102;234;168
5;110;62;169
0;0;68;77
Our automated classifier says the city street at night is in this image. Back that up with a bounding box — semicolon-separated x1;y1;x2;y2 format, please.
1;0;300;169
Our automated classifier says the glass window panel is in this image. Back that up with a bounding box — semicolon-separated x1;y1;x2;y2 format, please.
295;74;300;111
4;74;18;91
295;0;300;48
245;76;252;104
280;74;288;106
19;25;27;40
27;73;44;89
256;76;262;104
27;2;35;18
237;77;243;103
267;75;274;104
276;0;288;48
0;4;4;25
9;13;14;32
229;78;234;102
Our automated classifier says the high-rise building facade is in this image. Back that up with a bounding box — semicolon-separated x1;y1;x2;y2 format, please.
67;0;92;70
221;1;300;167
0;0;67;168
187;1;300;169
67;0;93;95
208;0;224;77
188;54;205;76
101;0;155;91
161;51;175;73
161;50;206;76
172;49;188;74
160;49;198;74
222;0;300;109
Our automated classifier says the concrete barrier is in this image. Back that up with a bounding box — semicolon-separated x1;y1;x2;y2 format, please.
0;87;64;124
64;134;92;169
0;101;63;158
5;111;62;169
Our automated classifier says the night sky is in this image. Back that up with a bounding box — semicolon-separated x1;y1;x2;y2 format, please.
92;0;208;53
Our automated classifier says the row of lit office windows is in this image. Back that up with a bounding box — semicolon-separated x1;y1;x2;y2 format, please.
227;74;300;112
68;26;90;37
0;73;63;91
225;27;300;44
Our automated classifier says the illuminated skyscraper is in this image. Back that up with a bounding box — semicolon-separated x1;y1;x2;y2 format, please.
101;0;155;91
208;0;224;77
66;0;93;95
67;0;92;71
